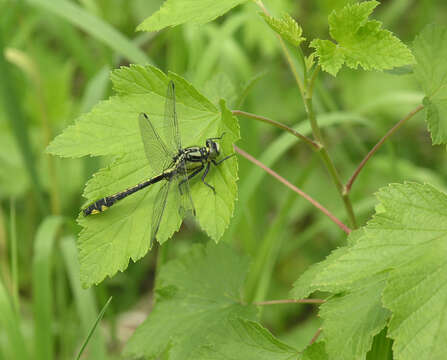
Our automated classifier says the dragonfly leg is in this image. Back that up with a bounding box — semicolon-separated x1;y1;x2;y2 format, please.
212;153;235;166
207;132;226;141
201;162;215;193
178;165;204;194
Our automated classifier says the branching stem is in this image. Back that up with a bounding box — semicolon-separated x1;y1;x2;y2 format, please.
235;146;351;234
255;0;357;228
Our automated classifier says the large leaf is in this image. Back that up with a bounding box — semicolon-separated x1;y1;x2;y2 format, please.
302;342;328;360
311;1;414;76
318;273;390;360
413;24;447;145
47;65;240;287
291;183;447;360
194;319;300;360
124;243;258;360
137;0;250;32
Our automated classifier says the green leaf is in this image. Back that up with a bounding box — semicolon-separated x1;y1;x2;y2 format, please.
124;243;258;360
302;342;328;360
319;273;390;360
137;0;249;32
382;239;447;359
413;24;447;145
47;65;240;287
311;1;414;76
292;182;447;360
260;12;305;47
290;229;364;299
194;319;300;360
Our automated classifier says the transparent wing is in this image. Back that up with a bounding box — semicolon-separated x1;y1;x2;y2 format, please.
139;113;172;173
175;163;196;217
150;180;171;247
164;81;182;153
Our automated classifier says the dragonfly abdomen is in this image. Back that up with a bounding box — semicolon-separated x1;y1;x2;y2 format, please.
83;173;167;216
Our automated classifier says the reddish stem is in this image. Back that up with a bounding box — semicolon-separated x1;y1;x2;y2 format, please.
254;299;325;305
345;105;424;194
231;110;321;151
309;328;322;345
234;145;351;234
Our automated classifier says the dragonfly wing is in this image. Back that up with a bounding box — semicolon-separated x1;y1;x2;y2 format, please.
150;180;171;247
139;113;172;173
176;162;196;217
164;80;182;153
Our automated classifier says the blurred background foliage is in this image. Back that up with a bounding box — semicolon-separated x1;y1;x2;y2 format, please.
1;0;447;358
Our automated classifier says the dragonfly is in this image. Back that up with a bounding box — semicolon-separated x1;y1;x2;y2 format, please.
83;81;233;245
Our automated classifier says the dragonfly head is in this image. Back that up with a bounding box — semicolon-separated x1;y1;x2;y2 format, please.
206;139;220;159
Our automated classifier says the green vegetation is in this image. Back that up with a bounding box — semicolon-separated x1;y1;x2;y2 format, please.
1;0;447;359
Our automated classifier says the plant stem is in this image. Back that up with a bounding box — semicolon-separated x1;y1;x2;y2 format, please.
345;105;424;194
254;298;325;305
305;96;358;228
255;0;357;228
235;146;351;234
310;328;322;345
232;110;321;151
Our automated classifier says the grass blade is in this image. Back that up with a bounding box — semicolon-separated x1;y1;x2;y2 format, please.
0;278;29;360
75;296;112;360
60;237;107;360
27;0;151;65
0;27;47;214
32;216;64;360
9;199;18;310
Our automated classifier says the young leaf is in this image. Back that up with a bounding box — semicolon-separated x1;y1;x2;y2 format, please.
137;0;249;32
291;182;447;360
124;243;258;360
311;1;414;76
194;319;300;360
413;24;447;145
47;65;240;287
260;13;305;47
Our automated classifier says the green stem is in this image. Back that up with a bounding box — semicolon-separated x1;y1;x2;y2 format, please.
305;96;357;228
255;0;357;228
